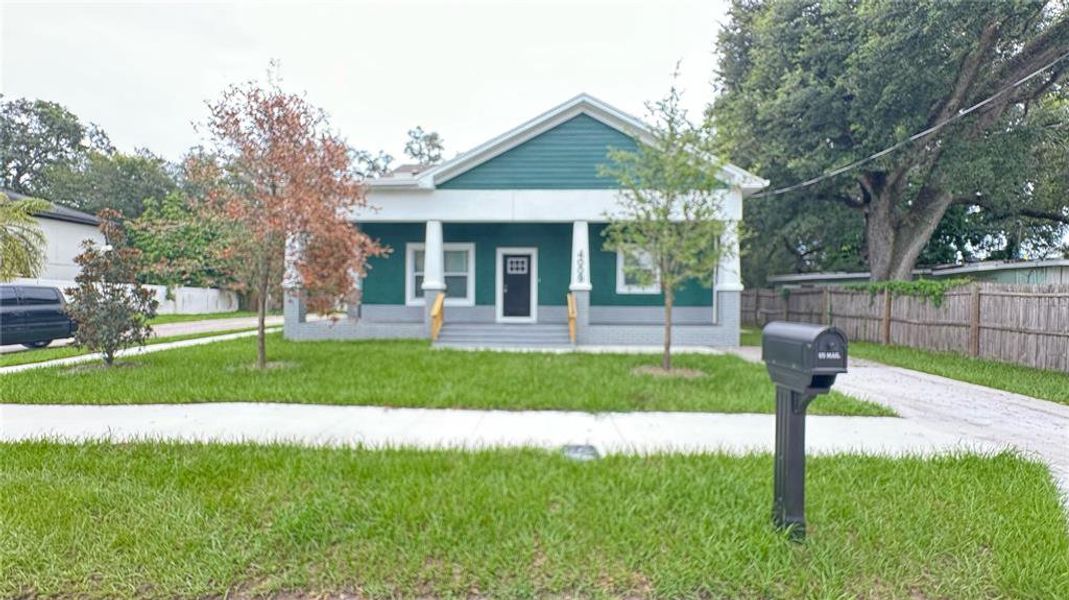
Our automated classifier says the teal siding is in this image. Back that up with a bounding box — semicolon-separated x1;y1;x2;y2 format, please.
438;114;639;189
447;223;570;306
359;222;712;308
589;224;713;307
358;223;571;306
360;223;423;305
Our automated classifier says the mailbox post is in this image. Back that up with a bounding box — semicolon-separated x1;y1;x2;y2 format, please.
761;321;848;540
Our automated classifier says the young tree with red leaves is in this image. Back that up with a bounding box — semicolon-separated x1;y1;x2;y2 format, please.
195;74;384;369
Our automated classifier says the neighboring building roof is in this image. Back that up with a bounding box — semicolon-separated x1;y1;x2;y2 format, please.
381;163;431;178
928;258;1069;276
368;93;770;195
768;259;1069;285
1;188;100;226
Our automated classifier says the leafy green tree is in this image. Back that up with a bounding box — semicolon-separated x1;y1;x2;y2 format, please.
126;191;236;289
40;148;177;218
0;191;49;280
713;0;1069;280
0;96;108;194
353;149;394;178
404;126;445;165
64;209;158;366
600;85;727;371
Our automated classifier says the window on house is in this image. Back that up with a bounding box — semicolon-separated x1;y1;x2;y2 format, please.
616;250;660;294
406;243;475;306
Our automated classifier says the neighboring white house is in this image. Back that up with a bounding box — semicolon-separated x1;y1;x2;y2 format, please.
1;189;105;281
33;201;107;281
2;189;239;314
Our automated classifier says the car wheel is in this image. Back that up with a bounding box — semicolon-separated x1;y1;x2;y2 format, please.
21;340;52;349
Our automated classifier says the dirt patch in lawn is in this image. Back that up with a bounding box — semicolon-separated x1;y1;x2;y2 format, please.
226;361;298;373
631;365;705;379
60;361;142;375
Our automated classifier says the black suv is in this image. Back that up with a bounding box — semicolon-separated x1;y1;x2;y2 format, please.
0;285;76;348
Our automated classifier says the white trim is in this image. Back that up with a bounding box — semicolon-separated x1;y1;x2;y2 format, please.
495;247;538;323
357;188;742;223
366;93;768;193
405;242;475;307
615;250;660;295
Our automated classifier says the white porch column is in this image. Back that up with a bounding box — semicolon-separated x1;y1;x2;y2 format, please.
569;221;592;291
422;220;446;334
570;221;591;342
422;220;446;293
716;220;744;292
282;233;306;331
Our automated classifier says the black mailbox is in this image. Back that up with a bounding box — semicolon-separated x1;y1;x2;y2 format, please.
761;321;848;540
762;322;848;394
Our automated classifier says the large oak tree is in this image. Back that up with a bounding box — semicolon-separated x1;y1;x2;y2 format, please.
713;0;1069;281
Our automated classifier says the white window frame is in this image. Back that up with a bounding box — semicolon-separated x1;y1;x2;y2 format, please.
405;242;476;306
616;250;661;295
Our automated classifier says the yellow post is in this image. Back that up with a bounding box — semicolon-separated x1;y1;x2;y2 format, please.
430;292;446;341
567;292;577;344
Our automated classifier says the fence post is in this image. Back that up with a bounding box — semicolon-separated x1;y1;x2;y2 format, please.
823;288;831;325
881;287;892;345
784;291;791;322
755;292;762;326
969;284;981;356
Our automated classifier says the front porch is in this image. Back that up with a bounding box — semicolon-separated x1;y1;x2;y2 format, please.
284;218;743;348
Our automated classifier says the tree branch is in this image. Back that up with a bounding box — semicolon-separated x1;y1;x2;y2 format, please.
927;20;1001;127
954;196;1069;225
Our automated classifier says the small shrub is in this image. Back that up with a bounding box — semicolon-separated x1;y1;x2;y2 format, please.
64;210;158;365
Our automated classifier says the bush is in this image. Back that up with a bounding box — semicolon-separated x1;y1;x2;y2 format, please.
64;210;158;365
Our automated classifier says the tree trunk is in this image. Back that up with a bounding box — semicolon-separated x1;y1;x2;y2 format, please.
865;186;953;281
662;289;673;371
256;272;268;370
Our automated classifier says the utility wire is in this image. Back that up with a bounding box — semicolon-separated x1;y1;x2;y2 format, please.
753;48;1069;198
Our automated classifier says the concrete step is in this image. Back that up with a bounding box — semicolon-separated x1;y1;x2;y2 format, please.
435;323;572;348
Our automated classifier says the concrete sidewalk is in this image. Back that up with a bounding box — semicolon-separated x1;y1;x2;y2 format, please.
0;402;991;457
0;327;280;375
0;315;283;355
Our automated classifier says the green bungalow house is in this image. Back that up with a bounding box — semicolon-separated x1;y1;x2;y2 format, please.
284;94;768;347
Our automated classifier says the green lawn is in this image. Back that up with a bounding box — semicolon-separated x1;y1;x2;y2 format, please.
0;335;890;415
148;310;268;325
741;328;1069;405
2;442;1065;599
0;328;259;368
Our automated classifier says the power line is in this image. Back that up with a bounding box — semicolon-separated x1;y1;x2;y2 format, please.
754;48;1069;198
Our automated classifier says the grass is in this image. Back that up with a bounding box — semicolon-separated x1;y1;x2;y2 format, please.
741;328;1069;405
0;328;260;368
148;310;269;325
0;335;891;415
1;442;1066;599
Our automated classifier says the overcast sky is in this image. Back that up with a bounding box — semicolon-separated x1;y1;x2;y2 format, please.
1;0;730;163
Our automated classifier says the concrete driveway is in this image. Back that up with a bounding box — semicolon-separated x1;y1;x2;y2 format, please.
728;346;1069;501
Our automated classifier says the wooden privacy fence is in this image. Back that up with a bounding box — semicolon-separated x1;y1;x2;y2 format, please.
741;284;1069;372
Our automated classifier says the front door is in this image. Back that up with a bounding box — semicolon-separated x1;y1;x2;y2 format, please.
501;252;534;320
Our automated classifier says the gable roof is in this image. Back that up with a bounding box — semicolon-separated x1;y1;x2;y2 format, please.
1;188;100;226
370;93;769;195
